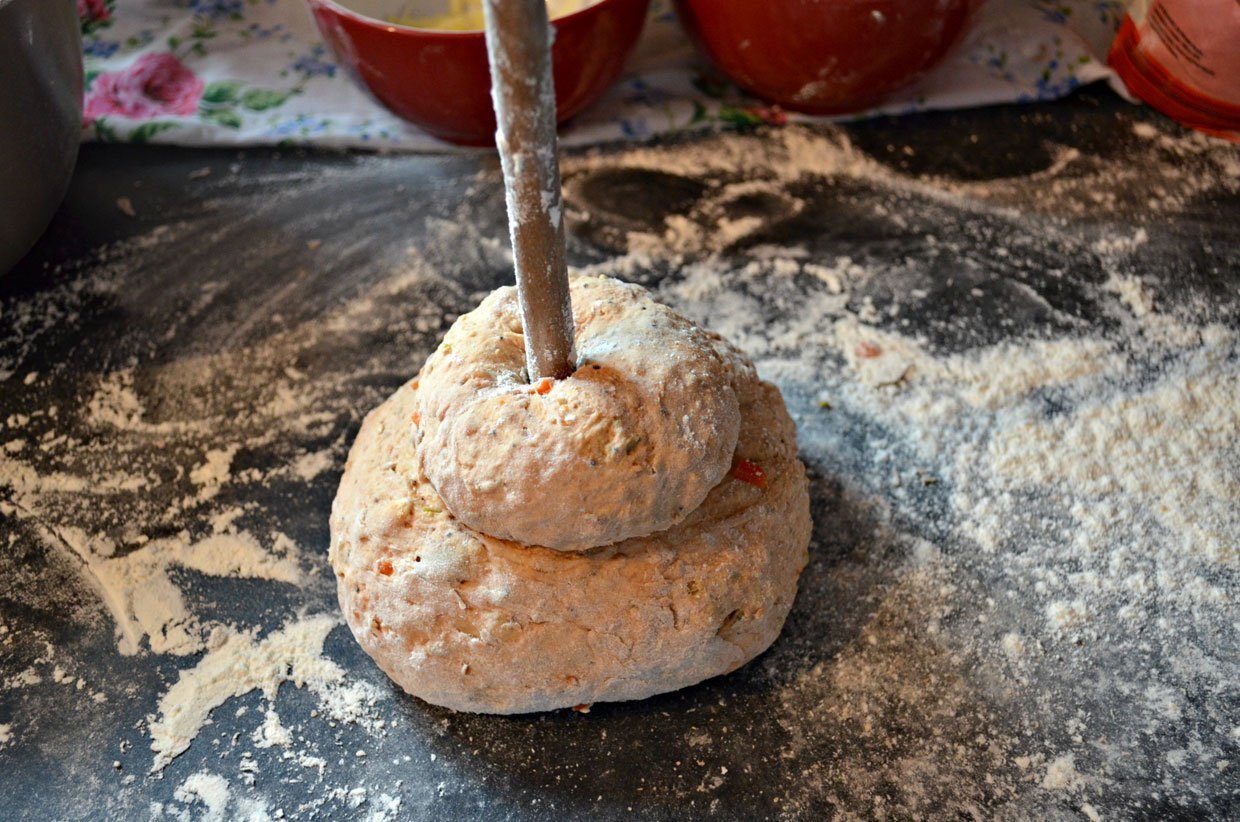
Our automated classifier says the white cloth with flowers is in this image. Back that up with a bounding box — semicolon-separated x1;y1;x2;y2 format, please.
79;0;1129;150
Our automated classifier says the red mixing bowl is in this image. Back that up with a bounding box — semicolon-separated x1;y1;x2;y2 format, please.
307;0;650;145
674;0;984;115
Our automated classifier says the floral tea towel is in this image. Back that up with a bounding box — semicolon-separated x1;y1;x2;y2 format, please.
78;0;1128;151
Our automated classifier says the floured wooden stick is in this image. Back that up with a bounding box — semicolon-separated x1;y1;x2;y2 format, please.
482;0;576;381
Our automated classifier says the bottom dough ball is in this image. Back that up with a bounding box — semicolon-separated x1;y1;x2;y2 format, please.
329;342;810;714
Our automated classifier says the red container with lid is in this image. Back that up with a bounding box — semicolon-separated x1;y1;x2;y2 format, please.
1108;0;1240;140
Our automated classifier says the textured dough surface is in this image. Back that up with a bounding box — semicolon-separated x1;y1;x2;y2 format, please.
330;356;810;714
414;275;741;551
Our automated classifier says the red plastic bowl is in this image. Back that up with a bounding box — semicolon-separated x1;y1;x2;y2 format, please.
307;0;650;145
674;0;984;115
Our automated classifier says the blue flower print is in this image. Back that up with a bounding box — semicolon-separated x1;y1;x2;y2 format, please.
289;44;337;79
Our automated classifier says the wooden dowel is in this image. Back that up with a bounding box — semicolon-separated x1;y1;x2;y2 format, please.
482;0;576;381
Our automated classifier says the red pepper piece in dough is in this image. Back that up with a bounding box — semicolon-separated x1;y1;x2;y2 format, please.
732;458;767;489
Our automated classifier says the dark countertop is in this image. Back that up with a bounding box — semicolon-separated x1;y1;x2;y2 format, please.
1;90;1238;820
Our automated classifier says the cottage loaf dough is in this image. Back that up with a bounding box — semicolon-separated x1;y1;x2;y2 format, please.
329;277;811;714
414;276;740;551
331;365;808;713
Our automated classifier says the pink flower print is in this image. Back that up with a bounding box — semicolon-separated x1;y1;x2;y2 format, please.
83;53;205;120
744;105;788;126
78;0;110;25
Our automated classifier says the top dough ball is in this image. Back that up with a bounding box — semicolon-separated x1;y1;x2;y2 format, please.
414;275;742;552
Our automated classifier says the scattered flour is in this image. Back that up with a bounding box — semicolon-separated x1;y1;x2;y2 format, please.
166;770;274;822
365;792;403;822
290;449;334;482
0;289;364;779
189;447;238;502
251;709;292;750
151;617;354;773
86;370;150;432
1;121;1235;816
38;526;303;656
1042;754;1085;791
562;125;1237;815
171;772;232;821
1105;272;1155;317
986;341;1239;566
